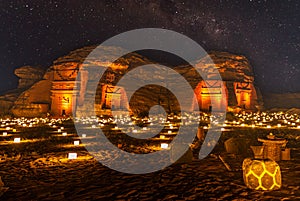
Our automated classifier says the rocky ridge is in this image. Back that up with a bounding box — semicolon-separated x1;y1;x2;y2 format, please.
0;45;263;117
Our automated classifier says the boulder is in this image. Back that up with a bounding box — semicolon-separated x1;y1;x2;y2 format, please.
14;66;45;89
11;71;53;117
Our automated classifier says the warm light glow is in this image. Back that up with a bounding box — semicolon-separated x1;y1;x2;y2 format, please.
14;138;21;143
62;132;67;136
160;135;165;139
161;143;169;149
68;153;77;159
244;159;281;190
74;140;80;146
2;132;7;136
82;134;87;138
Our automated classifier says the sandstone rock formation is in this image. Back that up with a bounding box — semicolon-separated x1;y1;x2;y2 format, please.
2;45;263;117
10;71;52;117
0;66;45;116
14;66;45;89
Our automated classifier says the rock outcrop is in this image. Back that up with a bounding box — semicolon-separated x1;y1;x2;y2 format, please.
14;66;45;89
2;45;263;117
10;67;53;117
0;66;45;116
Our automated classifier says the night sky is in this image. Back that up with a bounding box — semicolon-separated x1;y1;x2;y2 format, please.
0;0;299;94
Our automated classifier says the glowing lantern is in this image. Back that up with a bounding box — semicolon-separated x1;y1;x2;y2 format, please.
57;129;61;133
167;130;172;134
14;138;21;143
160;135;165;139
161;143;169;149
132;129;138;133
242;158;281;190
68;153;77;159
74;141;80;146
12;129;17;132
3;132;7;136
82;134;87;138
142;127;147;131
62;132;67;136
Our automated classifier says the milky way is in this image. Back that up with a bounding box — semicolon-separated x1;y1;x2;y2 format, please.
0;0;299;93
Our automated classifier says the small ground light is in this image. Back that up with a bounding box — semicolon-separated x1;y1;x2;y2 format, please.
68;153;77;159
12;129;17;132
168;130;172;134
14;138;21;143
82;134;87;138
74;141;80;146
57;129;61;132
161;143;169;149
3;132;7;136
61;127;64;130
62;132;67;136
160;135;165;139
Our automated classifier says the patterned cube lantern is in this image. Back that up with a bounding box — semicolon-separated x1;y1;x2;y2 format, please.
242;158;281;190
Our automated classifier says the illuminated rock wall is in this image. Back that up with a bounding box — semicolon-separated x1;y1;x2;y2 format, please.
8;46;263;117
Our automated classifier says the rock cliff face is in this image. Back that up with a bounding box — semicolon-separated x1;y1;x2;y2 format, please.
194;51;263;111
2;45;263;117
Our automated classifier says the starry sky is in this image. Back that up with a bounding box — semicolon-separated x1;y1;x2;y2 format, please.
0;0;299;94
